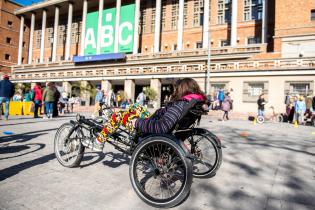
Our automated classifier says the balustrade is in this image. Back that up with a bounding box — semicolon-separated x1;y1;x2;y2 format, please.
11;57;315;81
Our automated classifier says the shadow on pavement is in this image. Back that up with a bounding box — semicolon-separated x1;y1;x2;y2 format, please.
103;152;130;168
0;115;74;127
0;153;55;181
0;128;57;143
0;143;45;160
184;125;315;210
80;152;106;168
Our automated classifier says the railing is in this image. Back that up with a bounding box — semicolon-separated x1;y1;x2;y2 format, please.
11;58;315;81
12;45;265;70
128;44;264;60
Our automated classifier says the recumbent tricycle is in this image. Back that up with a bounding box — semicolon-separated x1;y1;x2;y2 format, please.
54;100;223;208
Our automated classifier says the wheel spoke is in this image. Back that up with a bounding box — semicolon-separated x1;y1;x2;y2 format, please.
190;134;218;175
133;141;187;202
55;124;84;167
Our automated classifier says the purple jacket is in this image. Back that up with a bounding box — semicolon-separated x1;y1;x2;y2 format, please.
222;96;232;111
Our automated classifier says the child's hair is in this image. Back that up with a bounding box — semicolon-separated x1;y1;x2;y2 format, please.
171;78;205;101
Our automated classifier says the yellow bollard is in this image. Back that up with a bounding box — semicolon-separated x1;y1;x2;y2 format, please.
294;121;298;128
253;117;257;125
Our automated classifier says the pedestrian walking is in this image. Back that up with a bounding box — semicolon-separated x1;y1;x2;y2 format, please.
33;82;42;118
217;88;225;108
105;89;115;107
136;89;146;106
92;85;103;117
294;95;306;125
257;94;266;117
0;74;15;120
222;92;233;121
116;91;122;107
42;82;56;119
23;88;32;102
52;83;60;117
229;88;234;110
13;91;22;101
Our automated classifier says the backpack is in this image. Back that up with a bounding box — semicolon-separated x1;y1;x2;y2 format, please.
218;90;225;101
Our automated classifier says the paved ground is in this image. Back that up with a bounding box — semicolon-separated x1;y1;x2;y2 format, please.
0;114;314;210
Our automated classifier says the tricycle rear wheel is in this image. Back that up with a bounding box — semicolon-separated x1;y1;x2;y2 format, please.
129;136;192;208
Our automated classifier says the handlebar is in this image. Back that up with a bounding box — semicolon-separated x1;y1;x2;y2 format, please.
76;114;103;131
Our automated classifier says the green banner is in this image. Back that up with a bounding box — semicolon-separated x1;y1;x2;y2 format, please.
84;4;135;56
119;4;135;52
84;11;98;55
100;8;116;53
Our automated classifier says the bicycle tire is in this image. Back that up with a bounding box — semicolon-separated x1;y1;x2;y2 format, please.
257;116;265;124
54;123;85;168
129;136;192;208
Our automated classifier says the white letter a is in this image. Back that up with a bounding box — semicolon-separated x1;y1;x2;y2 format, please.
85;28;97;49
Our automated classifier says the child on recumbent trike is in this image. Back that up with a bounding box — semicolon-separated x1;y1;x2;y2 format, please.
82;78;207;151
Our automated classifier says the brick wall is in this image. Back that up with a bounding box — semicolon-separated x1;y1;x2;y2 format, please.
0;0;29;70
274;0;315;52
19;0;315;63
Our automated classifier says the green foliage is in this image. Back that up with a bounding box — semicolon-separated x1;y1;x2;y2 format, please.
71;82;97;98
144;87;157;101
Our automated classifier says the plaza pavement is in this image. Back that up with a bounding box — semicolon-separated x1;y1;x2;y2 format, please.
0;114;314;210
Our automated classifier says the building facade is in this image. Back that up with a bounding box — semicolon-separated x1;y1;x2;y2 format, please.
10;0;315;114
0;0;28;74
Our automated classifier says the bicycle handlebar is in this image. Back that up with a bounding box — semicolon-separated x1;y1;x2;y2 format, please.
76;114;103;131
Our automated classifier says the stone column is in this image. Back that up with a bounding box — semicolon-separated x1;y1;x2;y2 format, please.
62;81;72;95
80;0;88;56
28;13;35;64
154;0;162;53
65;3;73;60
262;0;268;43
101;80;112;93
133;0;140;54
150;78;161;109
40;9;47;63
114;0;121;53
97;0;104;55
230;0;238;47
177;0;184;51
80;81;91;106
18;15;24;65
52;6;60;62
203;0;209;48
124;79;135;102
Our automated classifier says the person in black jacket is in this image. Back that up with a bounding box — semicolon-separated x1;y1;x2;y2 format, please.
0;75;15;120
312;96;315;111
257;94;266;117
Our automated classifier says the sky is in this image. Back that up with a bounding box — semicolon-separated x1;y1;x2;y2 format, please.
12;0;44;6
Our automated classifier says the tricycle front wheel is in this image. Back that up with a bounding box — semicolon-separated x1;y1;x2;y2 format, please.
54;123;85;168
